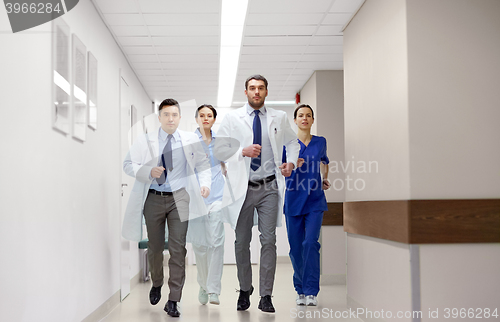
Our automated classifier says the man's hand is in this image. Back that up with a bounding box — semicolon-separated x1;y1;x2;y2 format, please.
279;162;294;177
322;179;331;190
297;158;305;167
151;166;165;179
242;144;261;158
200;186;210;198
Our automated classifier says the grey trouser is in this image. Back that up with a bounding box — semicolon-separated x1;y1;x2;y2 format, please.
235;179;279;296
143;189;189;301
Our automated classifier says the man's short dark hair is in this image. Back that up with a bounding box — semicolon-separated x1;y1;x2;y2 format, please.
245;74;268;90
158;98;180;114
294;104;314;119
195;104;217;119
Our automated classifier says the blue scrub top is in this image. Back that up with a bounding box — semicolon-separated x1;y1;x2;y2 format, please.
195;128;224;205
283;135;329;217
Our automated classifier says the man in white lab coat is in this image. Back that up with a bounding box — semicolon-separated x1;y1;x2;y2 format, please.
122;98;211;317
215;75;300;313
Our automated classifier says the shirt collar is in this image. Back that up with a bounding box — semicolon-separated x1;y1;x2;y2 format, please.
159;127;180;141
246;103;267;116
195;127;216;140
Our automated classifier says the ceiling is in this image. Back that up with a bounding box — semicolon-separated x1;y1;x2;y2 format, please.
92;0;364;107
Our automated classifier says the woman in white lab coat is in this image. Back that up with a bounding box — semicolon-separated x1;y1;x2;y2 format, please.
187;104;226;305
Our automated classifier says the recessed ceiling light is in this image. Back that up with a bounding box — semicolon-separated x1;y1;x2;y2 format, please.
216;0;248;108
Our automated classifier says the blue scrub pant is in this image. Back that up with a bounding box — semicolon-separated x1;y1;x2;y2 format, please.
285;211;324;296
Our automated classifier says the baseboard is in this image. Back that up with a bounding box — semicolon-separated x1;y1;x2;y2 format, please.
277;255;291;263
320;274;346;285
81;271;142;322
81;291;120;322
130;270;142;289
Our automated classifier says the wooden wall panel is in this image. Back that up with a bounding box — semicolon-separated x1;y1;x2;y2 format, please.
409;199;500;243
322;202;344;226
343;199;500;244
343;200;410;243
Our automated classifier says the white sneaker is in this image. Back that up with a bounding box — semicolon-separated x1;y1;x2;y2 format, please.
198;287;208;305
306;295;317;306
296;294;306;305
209;293;220;305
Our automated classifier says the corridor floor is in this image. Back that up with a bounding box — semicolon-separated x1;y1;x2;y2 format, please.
100;262;361;322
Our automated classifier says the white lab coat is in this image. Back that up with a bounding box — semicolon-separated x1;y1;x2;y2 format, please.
215;105;300;229
122;127;211;242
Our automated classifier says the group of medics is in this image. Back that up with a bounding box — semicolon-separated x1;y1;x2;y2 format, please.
122;74;330;317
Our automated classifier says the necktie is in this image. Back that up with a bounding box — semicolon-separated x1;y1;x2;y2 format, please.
157;134;173;185
251;110;261;171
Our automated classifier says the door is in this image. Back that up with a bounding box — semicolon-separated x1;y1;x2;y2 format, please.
119;74;133;301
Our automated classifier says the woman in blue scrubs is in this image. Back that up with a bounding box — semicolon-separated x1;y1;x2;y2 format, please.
283;104;330;306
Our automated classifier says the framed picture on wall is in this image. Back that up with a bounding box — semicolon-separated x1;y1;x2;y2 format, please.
72;34;87;142
87;52;98;130
52;18;71;134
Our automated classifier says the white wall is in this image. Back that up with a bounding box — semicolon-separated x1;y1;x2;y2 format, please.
0;1;151;321
347;234;412;322
344;0;410;202
406;0;500;199
343;0;500;320
419;244;500;322
316;70;344;202
321;226;346;281
299;72;318;136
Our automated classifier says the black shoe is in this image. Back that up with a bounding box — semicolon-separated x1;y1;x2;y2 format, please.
237;285;254;311
164;300;180;317
258;295;275;313
149;286;162;305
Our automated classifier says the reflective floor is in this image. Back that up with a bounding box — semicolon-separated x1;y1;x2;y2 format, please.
101;263;361;322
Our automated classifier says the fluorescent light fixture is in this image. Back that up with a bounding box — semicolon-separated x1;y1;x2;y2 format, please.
217;0;248;108
233;101;296;106
263;101;296;105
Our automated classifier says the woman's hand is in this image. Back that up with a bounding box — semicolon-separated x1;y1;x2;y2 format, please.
322;179;331;190
220;162;227;176
200;186;210;198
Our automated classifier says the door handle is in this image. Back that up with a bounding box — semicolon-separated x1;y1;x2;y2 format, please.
121;183;128;196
